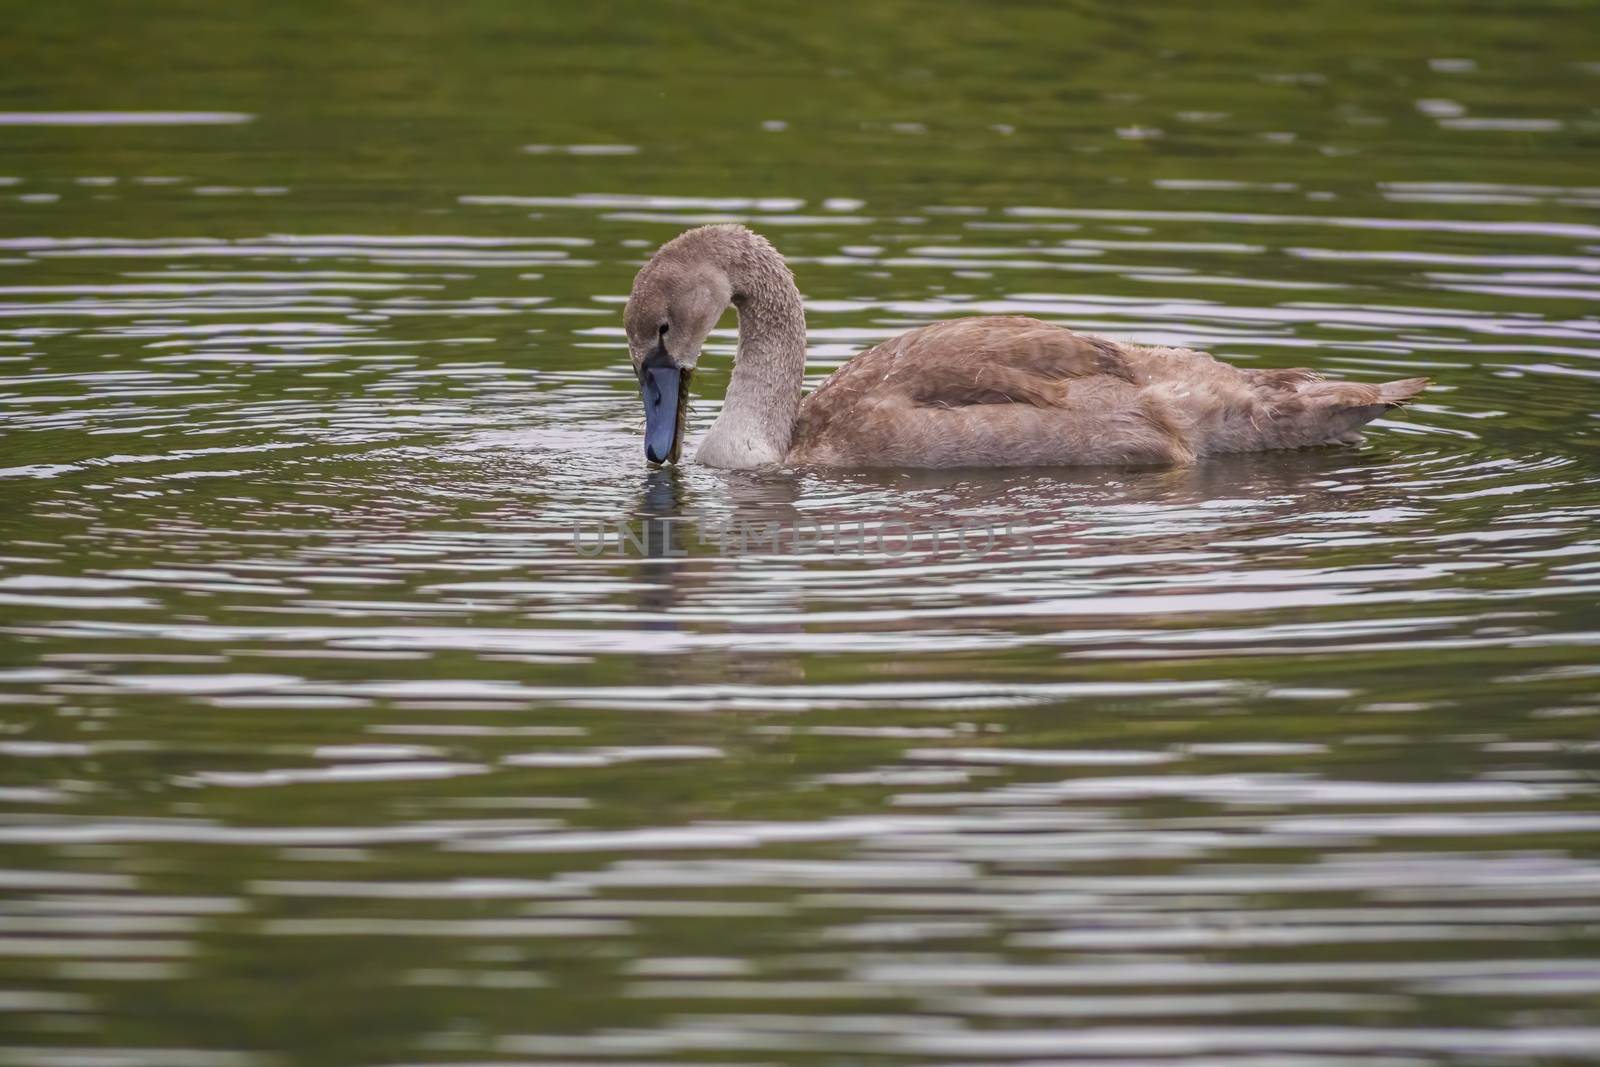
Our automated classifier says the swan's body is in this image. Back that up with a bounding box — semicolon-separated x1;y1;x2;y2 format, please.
624;224;1426;470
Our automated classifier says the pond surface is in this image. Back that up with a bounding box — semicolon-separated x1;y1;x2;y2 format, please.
2;3;1600;1065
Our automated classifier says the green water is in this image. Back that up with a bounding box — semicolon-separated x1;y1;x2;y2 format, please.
3;3;1600;1065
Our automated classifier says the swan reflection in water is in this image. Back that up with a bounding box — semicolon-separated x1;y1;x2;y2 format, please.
610;440;1432;642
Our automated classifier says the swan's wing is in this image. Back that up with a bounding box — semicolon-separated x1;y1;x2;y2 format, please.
799;316;1132;420
788;317;1186;467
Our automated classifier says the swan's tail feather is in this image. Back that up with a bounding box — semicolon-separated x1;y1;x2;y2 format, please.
1208;373;1431;453
1287;376;1428;447
1378;376;1430;408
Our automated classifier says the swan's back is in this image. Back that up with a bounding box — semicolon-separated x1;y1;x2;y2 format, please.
786;316;1425;469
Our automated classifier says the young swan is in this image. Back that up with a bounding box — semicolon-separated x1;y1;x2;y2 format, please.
624;224;1427;470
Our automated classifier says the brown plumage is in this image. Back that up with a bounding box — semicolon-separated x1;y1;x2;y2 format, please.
623;225;1428;470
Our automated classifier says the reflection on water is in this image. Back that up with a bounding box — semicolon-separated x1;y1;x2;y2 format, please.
2;2;1600;1065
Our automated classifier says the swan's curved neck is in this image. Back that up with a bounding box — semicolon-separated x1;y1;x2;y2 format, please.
696;240;806;469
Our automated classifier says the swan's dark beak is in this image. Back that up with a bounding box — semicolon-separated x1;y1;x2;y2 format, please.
639;344;689;465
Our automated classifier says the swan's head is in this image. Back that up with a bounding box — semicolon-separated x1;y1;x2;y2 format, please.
625;232;735;464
